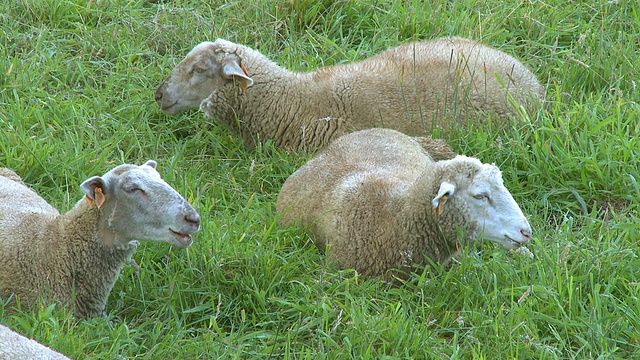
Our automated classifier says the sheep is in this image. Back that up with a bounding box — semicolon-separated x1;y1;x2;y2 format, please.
0;161;200;318
276;128;532;279
0;324;71;360
155;37;545;151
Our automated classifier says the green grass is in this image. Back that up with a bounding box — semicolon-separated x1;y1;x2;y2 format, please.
1;0;639;358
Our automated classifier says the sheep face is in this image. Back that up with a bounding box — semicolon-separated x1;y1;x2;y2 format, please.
80;160;200;248
155;40;253;115
432;158;531;249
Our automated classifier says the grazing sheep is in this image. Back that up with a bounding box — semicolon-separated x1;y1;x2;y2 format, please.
0;161;200;318
155;37;545;151
0;324;71;360
276;128;532;279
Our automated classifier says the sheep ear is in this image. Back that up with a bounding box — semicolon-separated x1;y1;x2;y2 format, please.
81;176;107;209
223;62;254;91
143;160;157;169
432;181;456;215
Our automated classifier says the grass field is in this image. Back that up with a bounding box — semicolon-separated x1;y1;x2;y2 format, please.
1;0;639;358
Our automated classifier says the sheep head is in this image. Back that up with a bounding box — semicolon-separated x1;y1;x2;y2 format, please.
155;40;254;115
432;156;531;249
80;160;200;248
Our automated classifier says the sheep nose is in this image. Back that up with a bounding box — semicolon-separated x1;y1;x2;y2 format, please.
520;228;531;242
154;89;163;103
185;212;201;229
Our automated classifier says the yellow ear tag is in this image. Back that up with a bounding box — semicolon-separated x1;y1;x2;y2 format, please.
85;194;94;208
94;187;106;209
240;61;249;76
435;194;449;215
240;62;250;91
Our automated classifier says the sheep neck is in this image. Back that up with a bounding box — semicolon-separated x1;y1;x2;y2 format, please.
58;199;137;318
210;48;343;150
400;166;478;266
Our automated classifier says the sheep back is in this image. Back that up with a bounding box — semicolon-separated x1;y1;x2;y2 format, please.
0;168;26;185
0;171;67;307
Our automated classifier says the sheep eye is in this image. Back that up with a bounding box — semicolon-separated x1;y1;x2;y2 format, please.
473;194;489;201
192;66;207;74
124;185;143;194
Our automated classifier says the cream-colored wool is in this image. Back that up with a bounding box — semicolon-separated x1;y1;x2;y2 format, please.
276;129;532;279
0;324;71;360
156;37;545;151
0;161;200;318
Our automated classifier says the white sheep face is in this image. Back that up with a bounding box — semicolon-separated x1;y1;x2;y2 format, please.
155;40;253;114
433;159;531;249
80;160;200;248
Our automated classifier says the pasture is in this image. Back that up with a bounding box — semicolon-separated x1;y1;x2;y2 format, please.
0;0;638;358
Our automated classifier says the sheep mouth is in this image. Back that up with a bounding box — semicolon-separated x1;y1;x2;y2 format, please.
161;101;179;112
170;229;193;247
504;236;525;249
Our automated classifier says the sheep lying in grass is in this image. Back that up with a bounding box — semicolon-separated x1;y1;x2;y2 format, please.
0;324;71;360
276;128;532;279
155;37;545;151
0;161;200;318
